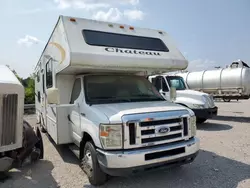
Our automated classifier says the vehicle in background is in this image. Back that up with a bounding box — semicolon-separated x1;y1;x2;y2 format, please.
34;15;199;186
148;74;218;124
176;60;250;102
0;65;43;177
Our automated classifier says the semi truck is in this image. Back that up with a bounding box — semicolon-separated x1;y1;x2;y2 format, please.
34;15;200;186
148;74;217;124
0;65;44;178
176;60;250;102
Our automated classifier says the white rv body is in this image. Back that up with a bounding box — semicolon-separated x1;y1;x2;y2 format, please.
34;15;199;186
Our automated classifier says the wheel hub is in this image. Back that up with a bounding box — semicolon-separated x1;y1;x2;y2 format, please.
82;150;93;177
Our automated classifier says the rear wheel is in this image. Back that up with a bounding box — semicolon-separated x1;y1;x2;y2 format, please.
80;141;108;186
196;118;207;124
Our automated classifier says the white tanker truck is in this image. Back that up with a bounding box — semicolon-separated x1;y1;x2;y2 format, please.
0;65;44;179
176;60;250;102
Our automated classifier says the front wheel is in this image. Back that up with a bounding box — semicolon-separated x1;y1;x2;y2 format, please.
80;141;108;186
196;118;207;124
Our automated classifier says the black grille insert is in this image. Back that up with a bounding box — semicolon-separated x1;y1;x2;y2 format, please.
183;118;188;136
145;147;185;160
142;133;182;143
140;118;182;127
141;129;155;135
128;123;136;145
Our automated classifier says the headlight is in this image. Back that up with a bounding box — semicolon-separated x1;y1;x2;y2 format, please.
189;116;196;136
192;104;205;109
201;95;209;108
99;124;123;149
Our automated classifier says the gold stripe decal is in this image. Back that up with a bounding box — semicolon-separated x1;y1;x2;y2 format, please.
49;42;66;64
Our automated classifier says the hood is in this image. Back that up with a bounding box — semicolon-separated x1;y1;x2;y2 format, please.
177;89;206;98
90;101;192;123
176;89;215;108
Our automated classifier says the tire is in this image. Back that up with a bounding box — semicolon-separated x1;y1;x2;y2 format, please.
196;118;207;124
80;141;108;186
223;98;231;102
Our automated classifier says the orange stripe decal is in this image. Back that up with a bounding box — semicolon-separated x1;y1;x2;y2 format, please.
49;42;66;64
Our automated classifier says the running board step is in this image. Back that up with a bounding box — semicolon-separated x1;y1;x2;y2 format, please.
69;144;80;159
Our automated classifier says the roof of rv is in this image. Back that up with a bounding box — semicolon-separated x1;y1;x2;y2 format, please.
35;15;188;73
0;65;22;85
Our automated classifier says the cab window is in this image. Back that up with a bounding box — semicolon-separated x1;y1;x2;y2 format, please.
153;76;169;92
70;78;82;104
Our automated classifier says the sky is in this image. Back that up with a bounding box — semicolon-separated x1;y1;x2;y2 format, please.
0;0;249;78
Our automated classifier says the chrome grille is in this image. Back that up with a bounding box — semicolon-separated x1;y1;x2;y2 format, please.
139;117;188;145
0;94;18;146
122;110;190;149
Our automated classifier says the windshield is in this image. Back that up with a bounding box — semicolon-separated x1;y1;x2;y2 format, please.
166;76;186;90
84;75;165;104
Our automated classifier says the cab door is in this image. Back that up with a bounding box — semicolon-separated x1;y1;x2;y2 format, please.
41;72;47;129
68;78;82;144
153;76;170;101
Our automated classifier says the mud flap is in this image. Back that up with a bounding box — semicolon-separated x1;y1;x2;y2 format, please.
35;126;44;159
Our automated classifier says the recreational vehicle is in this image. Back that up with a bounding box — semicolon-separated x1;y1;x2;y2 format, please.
148;74;217;124
0;65;43;176
34;15;200;186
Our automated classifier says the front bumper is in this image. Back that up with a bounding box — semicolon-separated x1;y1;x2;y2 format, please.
96;137;200;176
192;106;218;119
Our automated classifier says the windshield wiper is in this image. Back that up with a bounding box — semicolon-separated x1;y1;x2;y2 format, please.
89;96;131;102
130;94;165;101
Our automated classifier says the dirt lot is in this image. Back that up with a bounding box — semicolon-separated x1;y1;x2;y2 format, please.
1;100;250;188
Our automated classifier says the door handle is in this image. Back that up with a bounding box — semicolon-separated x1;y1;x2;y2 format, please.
67;115;73;123
81;113;86;117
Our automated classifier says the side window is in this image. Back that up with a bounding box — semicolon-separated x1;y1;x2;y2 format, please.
46;60;53;89
154;76;162;91
37;91;41;103
37;71;40;82
70;78;81;104
151;77;156;86
162;77;169;92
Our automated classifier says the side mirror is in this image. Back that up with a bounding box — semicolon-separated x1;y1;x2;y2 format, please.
170;87;176;102
47;88;60;104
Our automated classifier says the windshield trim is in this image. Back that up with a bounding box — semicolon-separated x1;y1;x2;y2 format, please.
83;74;165;105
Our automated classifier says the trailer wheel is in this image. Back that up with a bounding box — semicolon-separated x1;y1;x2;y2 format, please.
223;98;231;102
80;141;108;186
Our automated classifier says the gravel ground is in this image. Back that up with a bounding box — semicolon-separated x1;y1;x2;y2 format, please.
1;100;250;188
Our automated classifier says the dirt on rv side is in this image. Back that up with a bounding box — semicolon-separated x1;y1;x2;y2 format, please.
1;100;250;188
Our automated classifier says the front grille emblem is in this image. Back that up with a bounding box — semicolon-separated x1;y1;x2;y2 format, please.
156;126;170;134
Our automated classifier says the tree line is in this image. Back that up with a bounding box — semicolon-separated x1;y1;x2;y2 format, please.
7;65;35;104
